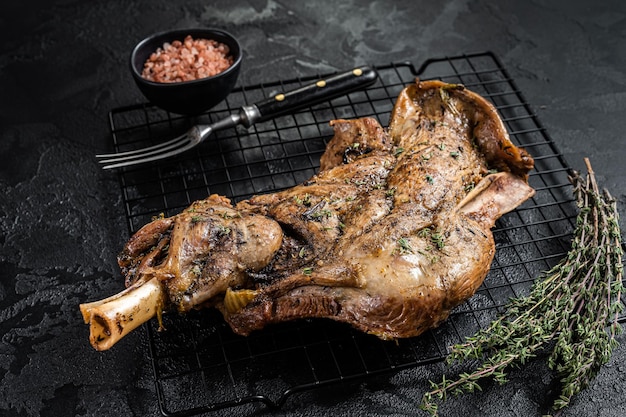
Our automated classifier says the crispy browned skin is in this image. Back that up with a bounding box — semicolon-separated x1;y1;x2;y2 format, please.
119;80;535;339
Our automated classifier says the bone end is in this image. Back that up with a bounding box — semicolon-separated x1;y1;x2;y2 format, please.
79;277;166;351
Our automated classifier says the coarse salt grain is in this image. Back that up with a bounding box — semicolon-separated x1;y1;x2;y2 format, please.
141;35;234;83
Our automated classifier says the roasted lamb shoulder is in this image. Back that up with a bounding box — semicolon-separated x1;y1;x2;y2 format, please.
80;79;535;351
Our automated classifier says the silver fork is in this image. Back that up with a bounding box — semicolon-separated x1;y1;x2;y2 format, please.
97;66;378;169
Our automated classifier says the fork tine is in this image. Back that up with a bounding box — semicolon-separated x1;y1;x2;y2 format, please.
96;132;190;159
96;123;216;169
98;134;192;164
99;138;200;170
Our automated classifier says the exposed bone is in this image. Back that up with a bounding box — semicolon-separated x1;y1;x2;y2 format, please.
79;277;166;351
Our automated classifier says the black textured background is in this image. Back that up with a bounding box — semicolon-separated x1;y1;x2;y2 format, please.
1;1;625;416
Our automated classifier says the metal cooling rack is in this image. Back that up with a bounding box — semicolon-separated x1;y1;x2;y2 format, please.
107;52;625;416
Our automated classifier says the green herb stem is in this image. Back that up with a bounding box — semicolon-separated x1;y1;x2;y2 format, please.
420;158;624;416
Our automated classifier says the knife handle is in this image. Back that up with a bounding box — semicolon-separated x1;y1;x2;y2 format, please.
241;66;378;126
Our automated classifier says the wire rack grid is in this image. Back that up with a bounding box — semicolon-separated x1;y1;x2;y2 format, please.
106;52;623;416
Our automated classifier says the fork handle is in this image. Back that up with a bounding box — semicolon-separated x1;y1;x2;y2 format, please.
242;66;378;126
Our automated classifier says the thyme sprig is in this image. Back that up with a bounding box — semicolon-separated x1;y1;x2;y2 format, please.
421;158;624;416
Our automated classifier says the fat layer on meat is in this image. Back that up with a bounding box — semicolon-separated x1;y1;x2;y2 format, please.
118;80;535;339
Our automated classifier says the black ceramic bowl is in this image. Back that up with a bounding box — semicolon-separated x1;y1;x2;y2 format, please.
130;28;242;115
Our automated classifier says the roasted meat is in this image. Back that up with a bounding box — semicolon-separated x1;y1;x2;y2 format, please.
80;80;535;350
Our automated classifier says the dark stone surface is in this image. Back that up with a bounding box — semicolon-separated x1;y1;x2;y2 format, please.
1;1;625;416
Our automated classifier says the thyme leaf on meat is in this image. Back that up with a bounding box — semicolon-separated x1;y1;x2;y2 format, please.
310;209;333;220
430;231;446;250
294;193;312;206
220;211;242;220
385;187;397;198
216;225;231;236
418;227;446;250
395;238;413;255
420;158;625;416
152;212;166;220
